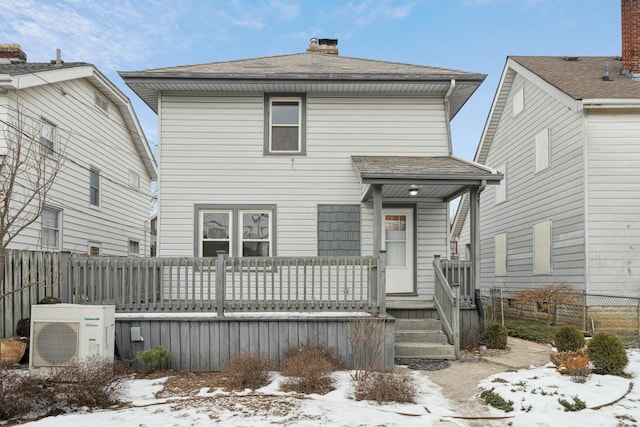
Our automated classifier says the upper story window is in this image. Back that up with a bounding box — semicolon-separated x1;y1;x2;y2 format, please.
512;87;524;117
534;128;551;173
42;207;61;249
264;95;306;155
40;120;56;155
89;167;100;207
95;93;109;113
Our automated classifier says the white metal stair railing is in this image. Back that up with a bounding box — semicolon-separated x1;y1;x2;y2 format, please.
432;255;460;358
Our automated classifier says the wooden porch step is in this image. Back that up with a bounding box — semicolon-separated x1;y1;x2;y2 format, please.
394;318;443;331
394;342;456;359
395;330;448;344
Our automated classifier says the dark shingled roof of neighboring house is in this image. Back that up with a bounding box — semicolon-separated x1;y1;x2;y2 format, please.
511;56;640;99
0;62;91;76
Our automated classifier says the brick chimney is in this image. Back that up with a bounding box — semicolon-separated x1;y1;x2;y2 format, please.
0;44;27;62
622;0;640;79
306;38;339;55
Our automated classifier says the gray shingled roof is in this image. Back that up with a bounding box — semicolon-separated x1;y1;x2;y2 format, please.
511;56;640;100
131;53;483;81
352;156;501;180
0;62;91;76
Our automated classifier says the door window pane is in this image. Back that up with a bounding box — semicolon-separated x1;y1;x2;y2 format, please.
385;215;407;266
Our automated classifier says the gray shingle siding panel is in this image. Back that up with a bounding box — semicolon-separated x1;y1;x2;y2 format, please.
317;204;361;256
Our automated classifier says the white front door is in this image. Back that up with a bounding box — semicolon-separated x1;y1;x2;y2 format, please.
382;208;414;293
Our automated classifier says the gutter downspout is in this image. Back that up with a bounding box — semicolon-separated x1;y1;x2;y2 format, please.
444;79;456;154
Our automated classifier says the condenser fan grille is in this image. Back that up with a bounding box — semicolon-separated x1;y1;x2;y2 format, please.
32;321;79;366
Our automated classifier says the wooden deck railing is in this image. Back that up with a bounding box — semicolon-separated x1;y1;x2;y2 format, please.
433;255;460;357
65;252;384;315
439;259;474;307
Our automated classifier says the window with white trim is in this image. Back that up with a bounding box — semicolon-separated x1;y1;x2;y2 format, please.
88;242;101;256
512;87;524;117
197;205;275;257
41;207;61;249
533;220;552;275
128;239;140;256
90;168;100;206
95;93;109;113
265;95;305;154
40;120;56;155
534;128;550;173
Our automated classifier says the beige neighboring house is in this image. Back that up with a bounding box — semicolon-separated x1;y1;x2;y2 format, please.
452;1;640;299
0;45;157;256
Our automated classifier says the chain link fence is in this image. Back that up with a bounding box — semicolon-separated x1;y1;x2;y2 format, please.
486;286;640;348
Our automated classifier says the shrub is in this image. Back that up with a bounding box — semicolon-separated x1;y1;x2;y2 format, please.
221;352;271;390
553;325;585;352
587;332;628;375
0;356;130;422
479;388;514;412
347;317;389;381
558;395;586;412
137;346;173;371
280;346;341;395
485;323;508;349
0;365;53;421
551;349;591;383
353;371;416;404
513;283;581;326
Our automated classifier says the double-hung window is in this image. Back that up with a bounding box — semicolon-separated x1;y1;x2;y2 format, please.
40;120;56;155
197;205;275;257
265;95;305;155
90;168;100;207
41;207;61;249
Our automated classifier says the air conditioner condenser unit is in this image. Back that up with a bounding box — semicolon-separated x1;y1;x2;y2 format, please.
29;304;116;374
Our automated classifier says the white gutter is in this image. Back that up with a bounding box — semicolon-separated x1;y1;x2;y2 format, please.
581;98;640;108
444;79;456;154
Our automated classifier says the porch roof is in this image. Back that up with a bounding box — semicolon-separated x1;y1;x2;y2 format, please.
351;155;502;201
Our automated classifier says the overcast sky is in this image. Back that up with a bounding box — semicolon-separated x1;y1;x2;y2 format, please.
0;0;621;161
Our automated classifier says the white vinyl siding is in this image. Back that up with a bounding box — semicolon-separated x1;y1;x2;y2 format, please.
479;74;585;290
3;77;153;256
585;110;640;296
533;220;552;275
494;233;507;276
158;94;449;258
534;128;550;172
495;162;507;204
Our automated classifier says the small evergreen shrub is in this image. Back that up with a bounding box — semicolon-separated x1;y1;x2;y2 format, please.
586;332;628;375
558;395;586;412
137;346;173;370
553;325;585;352
485;323;508;349
221;352;271;390
479;388;514;412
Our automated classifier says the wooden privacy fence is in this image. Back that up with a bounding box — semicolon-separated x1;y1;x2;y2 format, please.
65;252;385;316
1;250;61;338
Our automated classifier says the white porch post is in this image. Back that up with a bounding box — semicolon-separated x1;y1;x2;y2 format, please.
470;187;480;292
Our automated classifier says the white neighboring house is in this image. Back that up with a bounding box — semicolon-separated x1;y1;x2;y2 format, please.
121;38;501;304
0;45;157;256
451;2;640;298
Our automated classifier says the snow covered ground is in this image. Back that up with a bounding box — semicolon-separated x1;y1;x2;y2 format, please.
8;349;640;427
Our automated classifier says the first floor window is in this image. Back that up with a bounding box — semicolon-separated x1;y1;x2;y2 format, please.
128;239;140;256
533;220;552;275
90;168;100;206
197;205;274;257
42;207;60;249
494;233;507;276
88;242;101;256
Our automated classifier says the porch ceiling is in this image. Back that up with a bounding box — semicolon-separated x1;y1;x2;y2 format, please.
352;155;503;201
